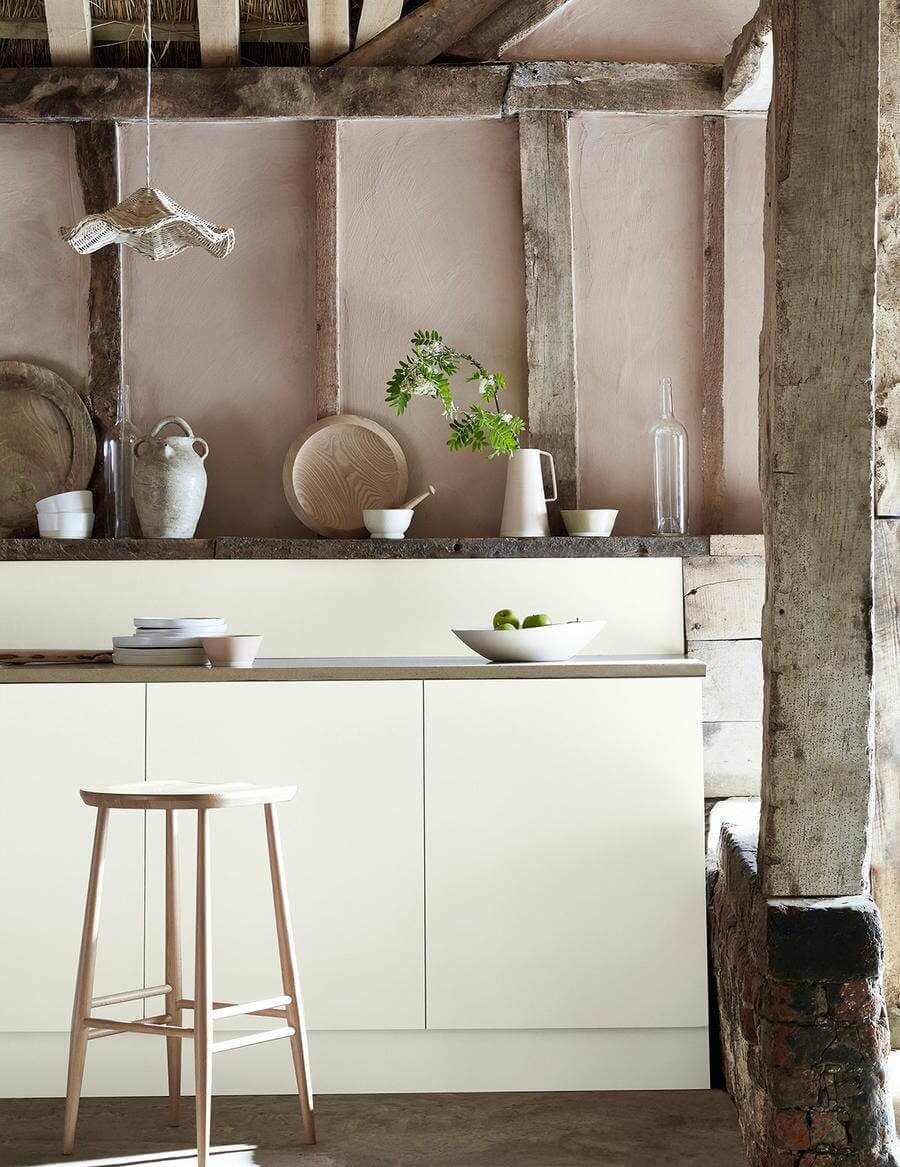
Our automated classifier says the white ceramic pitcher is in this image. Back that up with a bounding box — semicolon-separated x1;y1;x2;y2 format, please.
500;449;557;537
133;416;209;539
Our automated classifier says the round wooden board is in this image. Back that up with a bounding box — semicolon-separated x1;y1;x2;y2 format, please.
282;415;408;537
0;362;96;535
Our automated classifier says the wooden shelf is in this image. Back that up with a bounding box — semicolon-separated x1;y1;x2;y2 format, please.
0;535;710;562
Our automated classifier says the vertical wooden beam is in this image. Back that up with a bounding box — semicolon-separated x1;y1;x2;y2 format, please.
308;0;350;64
871;519;900;1042
355;0;404;48
758;0;879;897
315;120;341;418
518;110;578;512
197;0;240;67
877;4;900;517
701;117;725;534
43;0;92;65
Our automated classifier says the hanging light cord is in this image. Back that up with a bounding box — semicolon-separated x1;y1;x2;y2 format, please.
145;0;152;188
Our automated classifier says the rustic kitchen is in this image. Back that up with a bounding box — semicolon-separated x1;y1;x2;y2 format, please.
1;2;898;1166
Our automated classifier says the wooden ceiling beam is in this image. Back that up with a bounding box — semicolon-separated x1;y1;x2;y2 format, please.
197;0;240;66
354;0;403;49
722;0;771;108
308;0;350;64
506;61;722;115
42;0;92;65
338;0;507;66
0;19;309;44
449;0;575;61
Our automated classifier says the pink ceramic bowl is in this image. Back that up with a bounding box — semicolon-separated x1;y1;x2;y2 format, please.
201;635;262;669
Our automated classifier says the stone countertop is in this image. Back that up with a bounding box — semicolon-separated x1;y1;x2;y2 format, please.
0;535;710;562
0;655;706;684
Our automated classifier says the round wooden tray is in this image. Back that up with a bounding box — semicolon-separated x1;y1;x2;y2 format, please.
282;415;408;537
0;361;96;535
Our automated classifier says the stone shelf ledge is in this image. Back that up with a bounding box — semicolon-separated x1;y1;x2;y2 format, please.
0;535;710;562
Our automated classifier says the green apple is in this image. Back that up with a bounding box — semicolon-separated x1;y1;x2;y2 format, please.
522;613;552;628
496;622;518;631
493;609;520;630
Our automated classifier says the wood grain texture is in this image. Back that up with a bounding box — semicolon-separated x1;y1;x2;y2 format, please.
43;0;92;65
355;0;403;48
308;0;350;64
703;721;762;798
877;3;900;516
282;415;408;536
721;0;771;108
449;0;576;60
683;554;764;641
0;362;97;535
872;519;900;1038
518;110;577;513
0;18;310;45
315;121;340;418
758;0;879;897
339;0;507;65
709;534;764;557
197;0;240;66
701;117;725;534
688;639;762;722
505;62;723;115
0;67;510;122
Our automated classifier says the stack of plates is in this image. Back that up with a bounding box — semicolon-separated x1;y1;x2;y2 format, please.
112;617;226;666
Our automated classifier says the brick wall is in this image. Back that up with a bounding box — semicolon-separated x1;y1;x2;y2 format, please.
709;806;898;1166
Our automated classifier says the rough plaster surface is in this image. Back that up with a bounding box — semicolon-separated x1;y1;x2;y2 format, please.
119;121;318;538
0;126;88;393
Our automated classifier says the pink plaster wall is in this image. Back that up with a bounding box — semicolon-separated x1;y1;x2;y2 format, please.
119;121;317;538
338;119;528;537
0;126;88;393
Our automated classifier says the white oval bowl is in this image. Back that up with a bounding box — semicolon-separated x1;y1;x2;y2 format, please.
560;509;618;537
452;620;606;664
363;508;414;540
201;635;263;669
36;490;93;514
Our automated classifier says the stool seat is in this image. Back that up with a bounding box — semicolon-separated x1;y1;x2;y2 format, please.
80;780;297;811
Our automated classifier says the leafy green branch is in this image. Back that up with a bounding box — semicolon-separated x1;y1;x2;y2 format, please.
386;329;524;459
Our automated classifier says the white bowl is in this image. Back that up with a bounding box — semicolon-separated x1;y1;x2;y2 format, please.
201;635;263;669
560;509;618;537
39;512;94;539
452;620;606;663
363;508;414;540
36;490;93;514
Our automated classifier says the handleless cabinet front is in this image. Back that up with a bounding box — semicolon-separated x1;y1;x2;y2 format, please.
145;680;424;1031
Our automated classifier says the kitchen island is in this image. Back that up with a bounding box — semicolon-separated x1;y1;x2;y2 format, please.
0;655;708;1096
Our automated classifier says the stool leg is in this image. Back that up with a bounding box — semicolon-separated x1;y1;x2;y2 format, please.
63;807;109;1154
264;803;316;1145
194;809;213;1167
164;809;182;1126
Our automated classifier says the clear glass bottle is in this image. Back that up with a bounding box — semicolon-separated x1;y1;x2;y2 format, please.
651;377;688;535
102;379;137;538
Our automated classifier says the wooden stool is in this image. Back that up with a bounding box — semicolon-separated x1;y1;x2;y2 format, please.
63;781;316;1162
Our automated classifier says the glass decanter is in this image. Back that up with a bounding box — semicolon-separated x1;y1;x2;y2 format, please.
102;379;137;538
651;377;688;536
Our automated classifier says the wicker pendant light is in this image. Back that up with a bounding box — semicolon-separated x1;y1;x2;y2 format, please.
61;0;235;262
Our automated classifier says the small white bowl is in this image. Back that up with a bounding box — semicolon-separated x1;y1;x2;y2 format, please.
452;620;605;664
363;508;414;540
560;509;618;537
39;512;94;539
36;490;93;514
201;635;263;669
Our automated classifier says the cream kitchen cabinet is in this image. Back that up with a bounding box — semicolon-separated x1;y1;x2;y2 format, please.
0;684;145;1033
144;680;425;1032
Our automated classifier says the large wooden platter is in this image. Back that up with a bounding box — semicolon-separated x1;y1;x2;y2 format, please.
0;362;96;535
282;415;408;537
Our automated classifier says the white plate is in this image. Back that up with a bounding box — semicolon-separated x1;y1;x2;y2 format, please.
113;647;209;665
452;621;606;664
134;617;226;631
114;634;205;649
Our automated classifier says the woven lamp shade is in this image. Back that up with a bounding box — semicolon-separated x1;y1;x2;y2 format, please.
61;187;235;262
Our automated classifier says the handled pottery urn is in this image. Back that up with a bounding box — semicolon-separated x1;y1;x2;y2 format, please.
134;415;209;538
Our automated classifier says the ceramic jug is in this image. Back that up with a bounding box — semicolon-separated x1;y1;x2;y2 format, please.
134;416;209;538
500;448;557;537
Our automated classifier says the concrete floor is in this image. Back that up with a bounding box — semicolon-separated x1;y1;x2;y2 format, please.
0;1093;746;1167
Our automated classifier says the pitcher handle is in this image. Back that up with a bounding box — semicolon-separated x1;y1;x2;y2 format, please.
540;451;558;503
150;415;194;440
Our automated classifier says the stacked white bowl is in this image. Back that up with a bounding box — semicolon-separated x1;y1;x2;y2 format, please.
112;617;227;666
36;490;94;539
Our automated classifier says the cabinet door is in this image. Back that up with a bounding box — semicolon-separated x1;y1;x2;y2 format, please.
425;678;707;1030
0;684;146;1031
146;681;424;1031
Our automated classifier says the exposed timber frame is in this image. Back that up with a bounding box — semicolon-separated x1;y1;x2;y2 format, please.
42;0;92;65
721;0;771;108
196;0;240;67
757;0;880;897
701;116;725;533
338;0;509;65
449;0;577;60
315;120;341;418
308;0;350;65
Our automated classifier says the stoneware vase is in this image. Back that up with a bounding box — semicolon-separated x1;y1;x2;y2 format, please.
500;448;557;537
134;415;209;539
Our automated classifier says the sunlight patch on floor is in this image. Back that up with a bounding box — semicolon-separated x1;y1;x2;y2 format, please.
53;1147;257;1167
